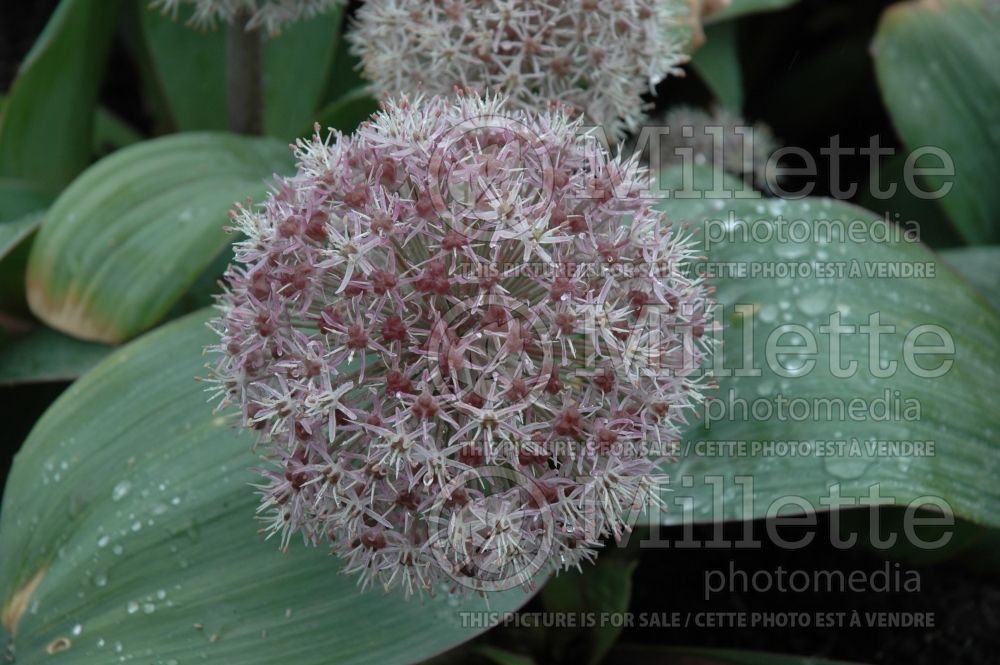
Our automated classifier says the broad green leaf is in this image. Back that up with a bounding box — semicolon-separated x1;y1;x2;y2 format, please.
691;22;743;111
167;244;236;317
0;214;44;309
309;87;379;137
0;216;41;264
653;165;1000;528
263;9;345;139
0;181;52;225
136;5;228;131
940;246;1000;311
0;0;123;190
26;133;294;343
541;555;637;665
611;645;862;665
137;4;344;138
0;95;144;160
705;0;798;23
0;182;52;309
323;30;368;105
873;0;1000;243
0;310;536;664
0;327;110;387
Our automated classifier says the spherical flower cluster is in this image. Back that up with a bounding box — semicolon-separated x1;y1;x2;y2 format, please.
208;93;714;596
151;0;342;33
658;106;779;189
348;0;696;141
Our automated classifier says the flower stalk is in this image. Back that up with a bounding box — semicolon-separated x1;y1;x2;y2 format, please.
226;10;264;135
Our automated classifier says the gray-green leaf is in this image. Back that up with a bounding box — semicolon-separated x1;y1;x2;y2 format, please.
873;0;1000;243
0;310;536;664
653;166;1000;528
0;0;122;190
25;133;294;343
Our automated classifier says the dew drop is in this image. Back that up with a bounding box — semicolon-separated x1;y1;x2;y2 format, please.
797;290;832;317
778;356;810;376
112;481;132;502
823;457;871;480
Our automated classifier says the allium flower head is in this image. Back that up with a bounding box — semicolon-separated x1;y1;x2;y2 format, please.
151;0;342;33
657;106;779;190
209;93;714;596
348;0;696;140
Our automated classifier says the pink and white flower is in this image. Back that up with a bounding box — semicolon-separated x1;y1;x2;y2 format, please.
349;0;696;140
209;93;714;595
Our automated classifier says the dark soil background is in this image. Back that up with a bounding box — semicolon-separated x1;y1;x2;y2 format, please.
627;516;998;663
0;1;990;663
